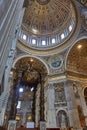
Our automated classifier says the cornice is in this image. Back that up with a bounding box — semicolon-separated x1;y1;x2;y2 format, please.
47;71;87;83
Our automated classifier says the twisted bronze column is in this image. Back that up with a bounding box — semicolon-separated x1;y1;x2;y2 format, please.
39;76;45;121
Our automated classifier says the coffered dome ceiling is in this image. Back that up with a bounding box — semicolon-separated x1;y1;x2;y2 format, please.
20;0;77;50
23;0;75;35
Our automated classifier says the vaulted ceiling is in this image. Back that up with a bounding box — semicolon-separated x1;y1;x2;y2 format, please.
67;39;87;76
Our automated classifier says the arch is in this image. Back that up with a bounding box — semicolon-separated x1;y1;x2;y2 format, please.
82;86;86;97
65;36;87;70
84;87;87;105
56;108;68;115
12;54;49;74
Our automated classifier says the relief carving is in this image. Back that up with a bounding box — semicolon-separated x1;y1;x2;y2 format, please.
55;83;66;103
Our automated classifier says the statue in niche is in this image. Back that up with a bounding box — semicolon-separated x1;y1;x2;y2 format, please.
60;113;66;127
58;111;68;128
9;123;15;130
73;83;80;99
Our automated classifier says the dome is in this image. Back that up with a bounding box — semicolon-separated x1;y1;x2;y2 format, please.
20;0;77;49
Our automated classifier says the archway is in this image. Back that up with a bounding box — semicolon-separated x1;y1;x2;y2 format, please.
8;57;48;128
57;110;68;128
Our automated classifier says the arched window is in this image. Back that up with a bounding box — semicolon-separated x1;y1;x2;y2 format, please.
84;87;87;105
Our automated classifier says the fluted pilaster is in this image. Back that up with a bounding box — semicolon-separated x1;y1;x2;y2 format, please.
47;83;56;128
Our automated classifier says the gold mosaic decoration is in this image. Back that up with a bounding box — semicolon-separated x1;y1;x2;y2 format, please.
67;39;87;76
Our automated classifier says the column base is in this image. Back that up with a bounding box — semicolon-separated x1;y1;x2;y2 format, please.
8;120;17;130
40;121;46;130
